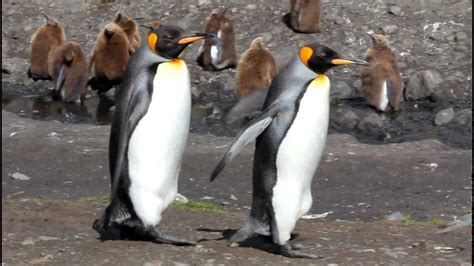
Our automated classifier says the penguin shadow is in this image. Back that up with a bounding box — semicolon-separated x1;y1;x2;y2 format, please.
196;227;304;255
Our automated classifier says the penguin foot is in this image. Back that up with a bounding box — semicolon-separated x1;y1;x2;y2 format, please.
149;227;197;246
279;243;322;259
228;225;256;244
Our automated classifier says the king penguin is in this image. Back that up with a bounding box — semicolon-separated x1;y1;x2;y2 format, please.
92;25;214;245
210;43;368;258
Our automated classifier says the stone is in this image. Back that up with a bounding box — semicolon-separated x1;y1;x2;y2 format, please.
10;172;30;180
434;108;455;126
430;81;458;102
405;70;443;101
388;5;402;16
246;4;257;11
455;31;467;41
386;211;405;221
331;108;359;131
380;25;398;35
330;81;354;100
22;238;35;245
216;72;236;92
357;113;383;133
453;109;472;125
428;32;444;41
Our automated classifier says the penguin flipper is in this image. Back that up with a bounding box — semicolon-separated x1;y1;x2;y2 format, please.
53;65;66;100
386;79;397;110
109;83;149;199
211;101;280;181
225;88;269;124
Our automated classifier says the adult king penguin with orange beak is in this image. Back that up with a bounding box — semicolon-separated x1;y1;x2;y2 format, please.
93;25;214;245
210;43;368;258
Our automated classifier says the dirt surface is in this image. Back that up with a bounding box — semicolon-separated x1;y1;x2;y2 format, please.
2;110;472;264
1;0;472;264
2;198;472;265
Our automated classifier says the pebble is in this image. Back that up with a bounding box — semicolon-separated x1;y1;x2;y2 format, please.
10;172;30;181
388;5;402;16
434;108;455;126
37;236;60;241
246;4;257;11
453;109;472;125
22;238;35;245
357;113;383;133
230;194;238;201
386;211;405;221
380;25;398;34
455;31;467;41
200;196;214;200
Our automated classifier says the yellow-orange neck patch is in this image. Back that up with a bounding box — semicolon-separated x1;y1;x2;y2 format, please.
299;46;313;66
309;74;330;89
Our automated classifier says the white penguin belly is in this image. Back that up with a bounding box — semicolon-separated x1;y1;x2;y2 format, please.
272;76;330;245
378;80;389;111
210;30;223;66
128;60;191;227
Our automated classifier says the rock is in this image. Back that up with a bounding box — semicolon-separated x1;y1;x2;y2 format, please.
386;211;405;221
221;201;230;206
230;194;238;201
246;4;257;11
437;213;472;233
216;72;235;92
434;108;455;126
10;172;30;180
388;5;402;16
200;196;213;200
357;113;383;133
428;32;444;41
331;108;359;131
37;236;60;241
405;70;444;101
380;25;398;34
453;109;472;125
352;79;362;93
191;86;200;99
430;81;458;101
175;193;188;203
455;31;467;41
22;238;35;245
330;81;354;101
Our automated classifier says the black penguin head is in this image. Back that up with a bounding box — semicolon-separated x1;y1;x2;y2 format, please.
299;43;368;74
146;25;215;60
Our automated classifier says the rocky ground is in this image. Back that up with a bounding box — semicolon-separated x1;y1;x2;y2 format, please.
2;0;472;148
1;0;473;265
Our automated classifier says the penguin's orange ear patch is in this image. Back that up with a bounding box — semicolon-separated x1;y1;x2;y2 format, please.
299;46;313;66
147;33;158;54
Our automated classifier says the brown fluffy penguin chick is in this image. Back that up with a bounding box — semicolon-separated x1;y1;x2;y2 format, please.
361;34;403;112
28;14;65;81
287;0;321;33
235;37;278;99
51;41;89;103
89;21;131;93
113;12;141;51
196;8;238;71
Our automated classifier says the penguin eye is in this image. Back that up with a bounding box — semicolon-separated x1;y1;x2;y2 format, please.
147;33;158;54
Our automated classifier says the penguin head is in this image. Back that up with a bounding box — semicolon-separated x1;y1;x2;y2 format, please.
146;25;215;60
369;33;391;49
299;43;368;74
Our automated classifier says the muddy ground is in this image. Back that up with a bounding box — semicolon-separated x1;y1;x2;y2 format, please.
1;0;473;265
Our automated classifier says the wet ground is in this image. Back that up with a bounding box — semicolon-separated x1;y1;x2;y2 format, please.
2;0;473;264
